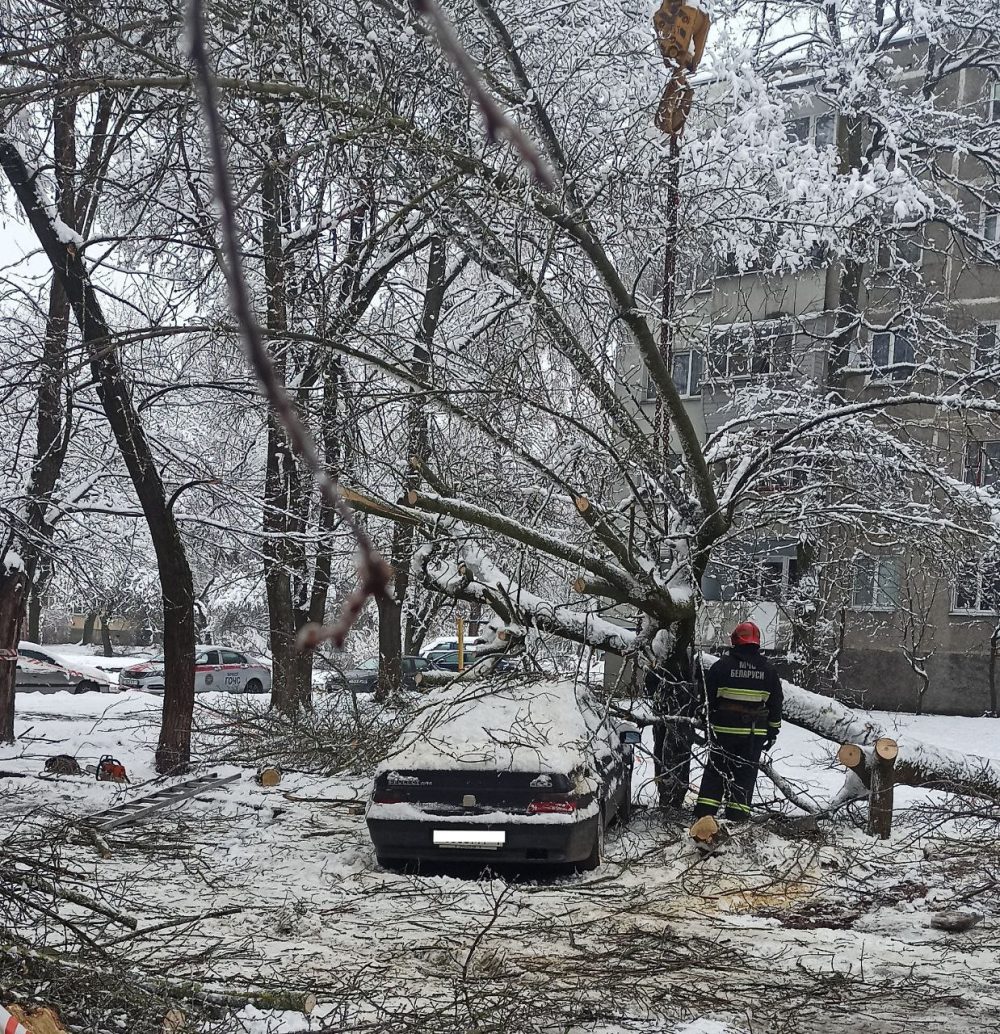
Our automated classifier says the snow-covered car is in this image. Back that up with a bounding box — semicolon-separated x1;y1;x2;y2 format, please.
118;648;271;695
366;680;635;870
419;635;486;666
15;643;114;694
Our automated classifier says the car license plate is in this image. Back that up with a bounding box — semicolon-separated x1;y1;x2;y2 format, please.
433;830;505;850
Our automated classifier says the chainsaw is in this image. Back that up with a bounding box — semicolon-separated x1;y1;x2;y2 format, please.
95;755;129;783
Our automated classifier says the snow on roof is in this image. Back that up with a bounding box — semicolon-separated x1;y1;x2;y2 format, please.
378;679;613;775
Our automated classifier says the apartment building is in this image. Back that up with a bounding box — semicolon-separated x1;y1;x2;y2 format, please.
617;38;1000;715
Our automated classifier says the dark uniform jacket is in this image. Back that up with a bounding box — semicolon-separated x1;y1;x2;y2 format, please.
705;646;783;740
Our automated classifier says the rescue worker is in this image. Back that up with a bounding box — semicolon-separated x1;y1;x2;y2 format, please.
693;621;782;823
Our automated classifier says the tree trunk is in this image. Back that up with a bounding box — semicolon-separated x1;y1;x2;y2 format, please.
827;114;867;386
989;624;999;716
914;667;929;717
378;236;446;700
376;596;403;704
655;617;698;808
788;683;1000;800
467;600;482;638
27;587;42;644
0;563;28;743
82;611;97;646
867;737;897;839
0;141;196;774
99;614;114;657
260;113;314;715
18;69;84;653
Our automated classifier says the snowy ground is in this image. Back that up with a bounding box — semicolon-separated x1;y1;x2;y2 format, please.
2;690;999;1033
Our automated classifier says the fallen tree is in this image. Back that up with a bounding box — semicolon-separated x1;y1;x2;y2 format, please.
784;683;1000;802
341;485;1000;805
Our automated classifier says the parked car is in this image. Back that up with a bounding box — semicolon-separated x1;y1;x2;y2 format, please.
118;648;271;695
366;680;635;870
15;651;114;694
15;653;113;694
419;636;487;656
331;655;433;694
426;650;515;674
420;635;486;667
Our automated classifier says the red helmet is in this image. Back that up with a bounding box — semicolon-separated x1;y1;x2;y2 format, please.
731;621;761;647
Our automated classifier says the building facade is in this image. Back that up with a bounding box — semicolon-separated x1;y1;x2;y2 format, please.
615;39;1000;715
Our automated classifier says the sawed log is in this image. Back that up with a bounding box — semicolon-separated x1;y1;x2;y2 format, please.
838;738;898;838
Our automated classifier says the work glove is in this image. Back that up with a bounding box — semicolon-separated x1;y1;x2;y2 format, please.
762;735;776;752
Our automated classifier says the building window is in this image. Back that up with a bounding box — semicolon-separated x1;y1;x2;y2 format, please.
758;557;798;601
814;112;836;148
983;204;1000;243
871;330;915;380
709;323;794;380
963;440;1000;488
672;350;703;397
643;368;657;402
989;81;1000;123
851;556;898;610
787;112;836;148
877;233;923;270
953;556;1000;614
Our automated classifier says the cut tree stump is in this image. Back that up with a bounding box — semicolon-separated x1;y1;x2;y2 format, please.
837;742;866;783
162;1008;186;1033
689;815;719;844
867;737;898;839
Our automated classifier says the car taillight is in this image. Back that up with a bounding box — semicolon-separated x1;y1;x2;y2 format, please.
373;790;403;804
527;799;577;815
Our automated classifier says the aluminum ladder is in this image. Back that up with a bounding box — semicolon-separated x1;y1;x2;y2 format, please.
80;772;241;832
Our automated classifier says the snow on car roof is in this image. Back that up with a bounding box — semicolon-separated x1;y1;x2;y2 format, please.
378;679;614;775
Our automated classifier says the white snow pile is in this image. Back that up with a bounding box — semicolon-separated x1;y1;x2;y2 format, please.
2;547;25;574
377;679;614;774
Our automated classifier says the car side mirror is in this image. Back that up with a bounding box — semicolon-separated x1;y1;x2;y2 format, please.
619;730;642;746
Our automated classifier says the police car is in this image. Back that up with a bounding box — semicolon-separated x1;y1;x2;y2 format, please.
119;648;271;695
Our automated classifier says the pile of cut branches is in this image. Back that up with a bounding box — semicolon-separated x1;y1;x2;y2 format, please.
194;693;411;776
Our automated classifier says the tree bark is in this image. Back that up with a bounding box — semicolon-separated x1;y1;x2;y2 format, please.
260;114;302;715
0;141;196;774
19;45;117;655
989;623;999;716
0;563;28;743
653;616;698;808
378;235;446;700
99;613;114;657
27;588;42;644
867;737;897;839
82;610;97;646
